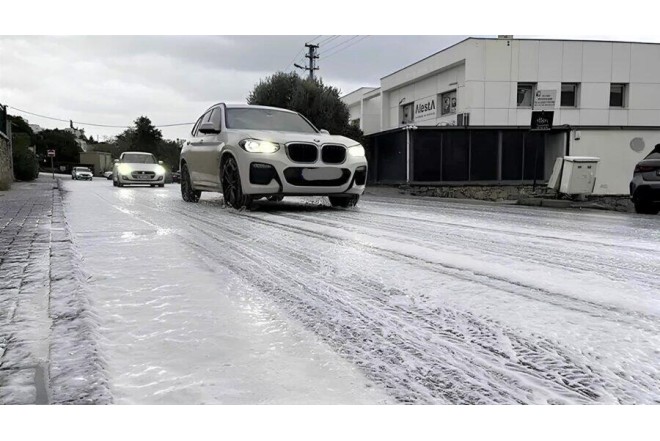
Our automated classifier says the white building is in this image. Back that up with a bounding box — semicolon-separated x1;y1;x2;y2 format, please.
342;37;660;195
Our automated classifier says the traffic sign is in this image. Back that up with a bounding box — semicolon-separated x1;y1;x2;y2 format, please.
47;149;56;157
533;90;556;110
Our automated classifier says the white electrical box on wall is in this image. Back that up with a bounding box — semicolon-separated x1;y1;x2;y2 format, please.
559;156;600;195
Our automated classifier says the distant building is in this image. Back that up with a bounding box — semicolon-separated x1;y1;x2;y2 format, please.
65;120;88;152
28;123;44;133
342;37;660;195
79;151;113;176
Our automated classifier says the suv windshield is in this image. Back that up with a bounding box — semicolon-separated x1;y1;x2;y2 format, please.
122;154;156;164
225;108;318;133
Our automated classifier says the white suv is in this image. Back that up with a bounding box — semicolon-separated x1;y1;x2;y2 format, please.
179;104;368;208
113;151;166;188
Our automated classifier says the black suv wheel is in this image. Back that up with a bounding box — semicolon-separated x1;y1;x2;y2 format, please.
221;156;253;209
181;164;201;202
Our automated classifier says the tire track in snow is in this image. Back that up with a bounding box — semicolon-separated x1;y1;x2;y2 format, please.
315;208;660;286
158;205;643;403
243;210;660;332
108;192;660;403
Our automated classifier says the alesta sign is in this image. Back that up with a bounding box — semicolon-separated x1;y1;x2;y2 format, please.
414;97;437;120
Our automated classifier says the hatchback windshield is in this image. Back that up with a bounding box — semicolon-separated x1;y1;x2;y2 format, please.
75;167;91;172
122;154;156;164
225;108;318;133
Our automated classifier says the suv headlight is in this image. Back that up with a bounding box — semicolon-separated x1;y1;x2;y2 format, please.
347;144;366;157
239;139;280;153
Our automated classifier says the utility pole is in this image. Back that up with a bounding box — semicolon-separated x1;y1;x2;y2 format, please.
294;43;319;80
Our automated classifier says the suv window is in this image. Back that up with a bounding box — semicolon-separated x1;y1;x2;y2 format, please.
191;115;203;136
209;108;222;130
225;108;318;133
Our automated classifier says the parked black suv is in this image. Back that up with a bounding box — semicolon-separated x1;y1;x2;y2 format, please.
630;144;660;214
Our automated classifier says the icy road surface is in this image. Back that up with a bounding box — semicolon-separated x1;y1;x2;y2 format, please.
60;180;660;404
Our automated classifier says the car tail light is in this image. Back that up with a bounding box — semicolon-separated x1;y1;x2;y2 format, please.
634;165;656;173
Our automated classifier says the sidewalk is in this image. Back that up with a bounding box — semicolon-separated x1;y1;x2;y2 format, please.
0;175;110;404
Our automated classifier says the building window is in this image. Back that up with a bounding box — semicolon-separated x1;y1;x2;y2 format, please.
610;84;626;107
440;90;457;115
517;83;535;107
401;103;414;124
561;83;578;107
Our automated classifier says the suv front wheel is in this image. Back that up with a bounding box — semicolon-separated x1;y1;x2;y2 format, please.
221;156;252;209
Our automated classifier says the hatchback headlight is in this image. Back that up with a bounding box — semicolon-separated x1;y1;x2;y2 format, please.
155;165;165;175
347;144;366;157
118;164;132;174
239;139;280;153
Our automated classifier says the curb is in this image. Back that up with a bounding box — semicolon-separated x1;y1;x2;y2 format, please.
47;178;112;404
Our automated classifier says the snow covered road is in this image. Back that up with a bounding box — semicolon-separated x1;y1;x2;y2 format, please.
60;180;660;404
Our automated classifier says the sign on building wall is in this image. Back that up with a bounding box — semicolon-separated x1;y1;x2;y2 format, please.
530;111;554;131
441;90;457;115
533;90;557;110
414;97;437;121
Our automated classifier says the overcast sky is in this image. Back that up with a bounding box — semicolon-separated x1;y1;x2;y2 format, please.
0;0;660;139
0;35;476;140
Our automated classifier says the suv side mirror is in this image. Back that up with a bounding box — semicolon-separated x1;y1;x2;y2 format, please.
320;129;330;135
199;122;220;134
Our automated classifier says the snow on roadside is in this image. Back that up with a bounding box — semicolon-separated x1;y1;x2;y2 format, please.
48;183;112;404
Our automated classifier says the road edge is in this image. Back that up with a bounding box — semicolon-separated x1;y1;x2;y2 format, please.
48;178;113;404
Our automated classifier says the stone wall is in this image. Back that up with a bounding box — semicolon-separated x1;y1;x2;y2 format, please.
397;183;633;212
0;136;12;191
399;184;544;201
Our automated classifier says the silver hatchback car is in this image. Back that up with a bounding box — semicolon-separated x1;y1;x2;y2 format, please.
113;151;166;188
179;104;368;209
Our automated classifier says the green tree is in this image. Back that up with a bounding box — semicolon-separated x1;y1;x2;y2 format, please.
7;115;36;143
114;116;163;154
35;129;81;163
7;115;39;181
13;147;39;181
157;139;181;172
247;72;364;143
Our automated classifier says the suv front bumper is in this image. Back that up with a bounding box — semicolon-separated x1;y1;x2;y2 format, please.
237;152;368;196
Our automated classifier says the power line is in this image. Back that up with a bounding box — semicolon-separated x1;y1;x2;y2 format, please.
320;36;359;55
7;105;194;129
317;35;340;45
324;35;370;59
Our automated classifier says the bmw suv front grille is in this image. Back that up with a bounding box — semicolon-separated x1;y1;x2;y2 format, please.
321;144;346;164
286;143;318;163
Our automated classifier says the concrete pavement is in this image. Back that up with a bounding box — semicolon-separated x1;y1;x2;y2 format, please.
0;175;110;404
